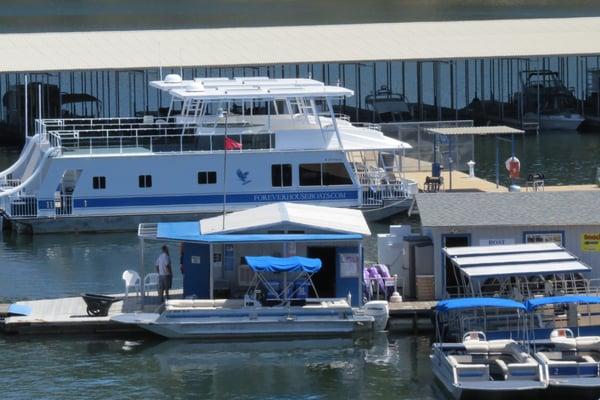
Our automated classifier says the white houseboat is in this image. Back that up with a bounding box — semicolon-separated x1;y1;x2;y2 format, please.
0;76;414;233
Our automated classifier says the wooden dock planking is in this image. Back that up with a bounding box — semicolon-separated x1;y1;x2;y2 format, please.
403;157;599;194
2;293;168;335
403;170;506;193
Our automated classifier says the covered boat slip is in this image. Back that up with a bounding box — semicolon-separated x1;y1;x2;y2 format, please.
443;243;593;300
3;17;600;73
138;203;370;307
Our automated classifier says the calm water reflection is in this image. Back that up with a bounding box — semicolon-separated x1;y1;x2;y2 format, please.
0;333;439;400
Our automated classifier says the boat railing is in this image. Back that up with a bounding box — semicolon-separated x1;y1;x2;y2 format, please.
5;195;37;218
39;119;276;155
447;276;595;299
0;179;22;190
54;195;74;216
459;312;523;336
317;112;351;122
351;122;382;131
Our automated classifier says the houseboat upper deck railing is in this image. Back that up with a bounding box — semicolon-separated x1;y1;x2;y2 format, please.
35;117;280;155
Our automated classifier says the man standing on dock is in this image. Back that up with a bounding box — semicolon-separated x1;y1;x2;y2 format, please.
155;245;172;303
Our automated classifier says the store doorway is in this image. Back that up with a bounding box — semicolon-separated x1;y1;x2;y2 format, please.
307;246;337;298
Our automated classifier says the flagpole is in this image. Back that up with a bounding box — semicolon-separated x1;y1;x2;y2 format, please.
222;103;228;229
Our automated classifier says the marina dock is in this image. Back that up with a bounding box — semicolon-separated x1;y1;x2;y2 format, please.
0;295;160;335
403;157;599;194
0;297;436;335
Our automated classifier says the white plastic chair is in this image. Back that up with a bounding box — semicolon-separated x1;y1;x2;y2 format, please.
122;270;141;298
143;272;160;296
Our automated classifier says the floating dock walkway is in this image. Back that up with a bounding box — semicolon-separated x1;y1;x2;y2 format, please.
0;296;436;335
403;157;599;194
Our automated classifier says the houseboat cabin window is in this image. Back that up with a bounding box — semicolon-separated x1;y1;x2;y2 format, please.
92;176;106;189
524;232;563;246
299;164;322;186
138;175;152;188
198;171;217;184
299;163;352;186
271;164;292;187
322;163;353;185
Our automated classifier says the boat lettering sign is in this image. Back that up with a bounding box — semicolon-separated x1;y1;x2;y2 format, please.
581;233;600;252
479;238;515;246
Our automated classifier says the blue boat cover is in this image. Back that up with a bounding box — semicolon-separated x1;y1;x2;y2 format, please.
245;256;322;273
525;295;600;312
436;297;526;313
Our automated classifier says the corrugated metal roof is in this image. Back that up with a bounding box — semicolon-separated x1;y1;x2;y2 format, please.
426;126;524;136
459;261;589;278
444;242;561;257
1;17;600;72
416;191;600;228
444;243;591;278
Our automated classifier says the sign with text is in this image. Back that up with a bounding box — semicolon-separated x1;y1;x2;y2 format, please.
581;233;600;252
479;238;515;246
339;254;360;278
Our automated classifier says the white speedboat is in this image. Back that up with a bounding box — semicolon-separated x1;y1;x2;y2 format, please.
515;70;584;131
365;85;412;122
523;112;584;131
431;298;546;400
526;296;600;399
0;75;414;233
112;255;388;339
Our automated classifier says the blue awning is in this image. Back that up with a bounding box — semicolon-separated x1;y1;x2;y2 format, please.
155;222;362;243
245;256;322;273
435;297;526;313
525;295;600;312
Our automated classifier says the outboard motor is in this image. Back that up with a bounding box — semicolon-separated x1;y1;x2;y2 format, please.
363;300;389;331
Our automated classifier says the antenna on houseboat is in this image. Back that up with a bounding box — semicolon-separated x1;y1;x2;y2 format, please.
221;105;228;229
38;83;42;121
159;42;163;80
179;48;183;78
23;74;28;141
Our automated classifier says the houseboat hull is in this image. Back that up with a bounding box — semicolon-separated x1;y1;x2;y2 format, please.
8;203;407;234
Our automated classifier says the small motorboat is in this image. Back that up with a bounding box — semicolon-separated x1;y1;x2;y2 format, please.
430;297;546;400
526;295;600;399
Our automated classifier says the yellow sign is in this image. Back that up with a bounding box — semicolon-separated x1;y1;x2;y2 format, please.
581;233;600;252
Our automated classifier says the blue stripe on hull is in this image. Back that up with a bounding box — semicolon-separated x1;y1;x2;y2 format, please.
38;190;358;210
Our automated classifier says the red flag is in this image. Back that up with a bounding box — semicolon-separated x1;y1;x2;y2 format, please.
224;137;242;150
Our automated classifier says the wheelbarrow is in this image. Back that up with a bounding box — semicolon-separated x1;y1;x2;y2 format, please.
81;293;123;317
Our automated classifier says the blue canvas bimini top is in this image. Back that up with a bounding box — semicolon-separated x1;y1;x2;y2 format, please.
525;295;600;312
435;297;526;313
245;256;322;273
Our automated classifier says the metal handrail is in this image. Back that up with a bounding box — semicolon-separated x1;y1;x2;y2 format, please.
352;122;382;131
